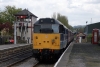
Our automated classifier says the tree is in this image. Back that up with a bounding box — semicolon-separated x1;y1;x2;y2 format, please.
52;13;73;30
68;25;74;31
0;23;2;31
0;5;22;35
52;12;56;19
0;22;12;34
73;26;85;33
0;5;22;24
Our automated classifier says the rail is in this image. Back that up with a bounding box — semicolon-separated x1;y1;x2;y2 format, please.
0;44;33;67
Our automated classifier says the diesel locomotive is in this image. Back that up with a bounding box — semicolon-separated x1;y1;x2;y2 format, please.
33;18;74;61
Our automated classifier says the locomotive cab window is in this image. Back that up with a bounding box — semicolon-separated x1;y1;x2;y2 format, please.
40;28;53;33
40;24;53;33
59;25;65;33
34;25;41;33
52;24;59;33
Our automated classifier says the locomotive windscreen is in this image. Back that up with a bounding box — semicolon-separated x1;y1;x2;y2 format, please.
39;18;55;24
34;25;41;33
34;24;59;33
40;28;53;33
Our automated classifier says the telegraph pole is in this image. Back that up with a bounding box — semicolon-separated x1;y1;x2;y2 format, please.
86;21;88;35
14;21;17;44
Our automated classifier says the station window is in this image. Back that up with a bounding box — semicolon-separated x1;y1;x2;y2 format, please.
82;36;85;39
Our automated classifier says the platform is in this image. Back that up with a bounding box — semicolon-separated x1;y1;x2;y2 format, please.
54;42;100;67
0;44;31;50
0;44;33;67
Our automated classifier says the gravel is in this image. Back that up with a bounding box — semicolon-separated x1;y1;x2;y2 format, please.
11;57;38;67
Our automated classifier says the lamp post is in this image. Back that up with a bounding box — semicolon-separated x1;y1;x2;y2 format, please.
86;21;88;35
91;18;92;23
13;21;17;44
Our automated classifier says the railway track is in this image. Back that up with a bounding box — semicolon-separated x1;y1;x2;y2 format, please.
0;44;33;67
7;55;32;67
9;57;39;67
0;52;32;67
34;63;54;67
10;60;54;67
6;57;55;67
5;48;65;67
0;42;72;67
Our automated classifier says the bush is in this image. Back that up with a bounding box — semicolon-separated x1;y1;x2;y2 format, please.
87;34;92;42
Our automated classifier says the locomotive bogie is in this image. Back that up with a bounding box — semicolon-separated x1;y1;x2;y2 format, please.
33;49;63;61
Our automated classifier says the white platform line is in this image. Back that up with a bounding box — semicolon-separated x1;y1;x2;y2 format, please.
54;42;73;67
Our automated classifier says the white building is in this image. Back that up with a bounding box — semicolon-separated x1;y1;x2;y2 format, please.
14;9;38;43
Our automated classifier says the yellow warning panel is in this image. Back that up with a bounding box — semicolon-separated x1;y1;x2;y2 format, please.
33;33;60;49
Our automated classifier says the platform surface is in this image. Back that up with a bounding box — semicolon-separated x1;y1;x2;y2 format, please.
56;43;100;67
0;44;31;50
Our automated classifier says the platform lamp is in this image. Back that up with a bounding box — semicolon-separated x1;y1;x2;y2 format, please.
86;21;88;35
86;21;88;42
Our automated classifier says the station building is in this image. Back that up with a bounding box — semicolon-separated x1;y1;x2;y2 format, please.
14;9;38;43
84;22;100;34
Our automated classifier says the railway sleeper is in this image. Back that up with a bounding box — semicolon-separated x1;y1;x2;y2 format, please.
0;49;32;59
0;50;32;63
0;51;32;63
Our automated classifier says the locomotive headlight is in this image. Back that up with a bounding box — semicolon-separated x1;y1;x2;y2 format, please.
55;36;58;39
36;36;38;39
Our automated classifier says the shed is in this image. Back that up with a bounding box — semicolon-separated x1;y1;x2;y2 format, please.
84;22;100;34
76;32;87;43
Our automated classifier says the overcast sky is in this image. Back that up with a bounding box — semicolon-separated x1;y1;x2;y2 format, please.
0;0;100;26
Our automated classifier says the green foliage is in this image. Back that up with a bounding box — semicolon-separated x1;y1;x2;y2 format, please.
73;26;85;33
68;25;74;31
87;34;92;42
0;5;22;35
87;34;92;38
0;5;22;24
52;13;73;30
52;12;56;19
